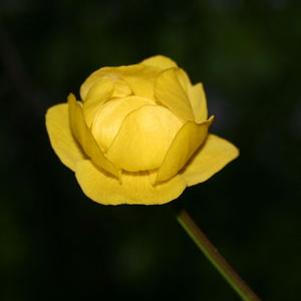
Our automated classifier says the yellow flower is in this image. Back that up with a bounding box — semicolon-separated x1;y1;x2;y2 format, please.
45;55;239;205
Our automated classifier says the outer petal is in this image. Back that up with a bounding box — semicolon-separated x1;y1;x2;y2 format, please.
154;67;194;121
180;134;239;186
45;103;85;171
189;83;208;123
106;105;182;171
156;116;214;183
68;94;120;178
75;160;187;205
141;55;177;70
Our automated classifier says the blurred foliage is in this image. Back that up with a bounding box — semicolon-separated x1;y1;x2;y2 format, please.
0;0;300;300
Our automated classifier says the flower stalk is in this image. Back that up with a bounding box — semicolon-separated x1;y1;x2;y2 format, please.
176;209;261;301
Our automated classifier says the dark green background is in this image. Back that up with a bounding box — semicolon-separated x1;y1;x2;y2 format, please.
1;0;300;300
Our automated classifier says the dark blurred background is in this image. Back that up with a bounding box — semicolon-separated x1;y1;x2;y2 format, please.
1;0;300;300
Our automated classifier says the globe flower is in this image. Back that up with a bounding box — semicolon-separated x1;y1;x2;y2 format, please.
46;55;239;205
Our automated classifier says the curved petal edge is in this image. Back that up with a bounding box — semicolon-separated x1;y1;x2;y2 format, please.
180;134;239;186
45;103;85;171
156;116;214;184
68;94;120;178
75;160;187;205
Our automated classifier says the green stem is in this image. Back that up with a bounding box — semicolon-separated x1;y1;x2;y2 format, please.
176;209;261;301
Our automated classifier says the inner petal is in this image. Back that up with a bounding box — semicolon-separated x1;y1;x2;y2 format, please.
154;67;194;122
106;104;183;172
91;96;153;151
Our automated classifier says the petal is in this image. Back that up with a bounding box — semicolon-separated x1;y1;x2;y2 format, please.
82;77;115;127
45;103;85;171
84;77;114;103
82;76;133;128
189;83;208;123
154;67;194;121
112;65;159;98
180;134;239;186
68;94;120;178
75;160;187;205
81;64;159;99
172;69;208;123
91;96;153;151
175;68;191;91
80;69;105;100
80;67;116;101
156;116;214;183
111;78;132;98
141;55;177;70
106;105;182;171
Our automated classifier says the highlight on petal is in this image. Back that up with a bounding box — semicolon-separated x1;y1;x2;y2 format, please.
75;160;187;205
180;134;239;186
189;83;208;123
156;116;214;184
45;103;85;171
91;96;153;151
106;104;182;171
68;94;120;178
154;67;194;121
141;55;177;70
